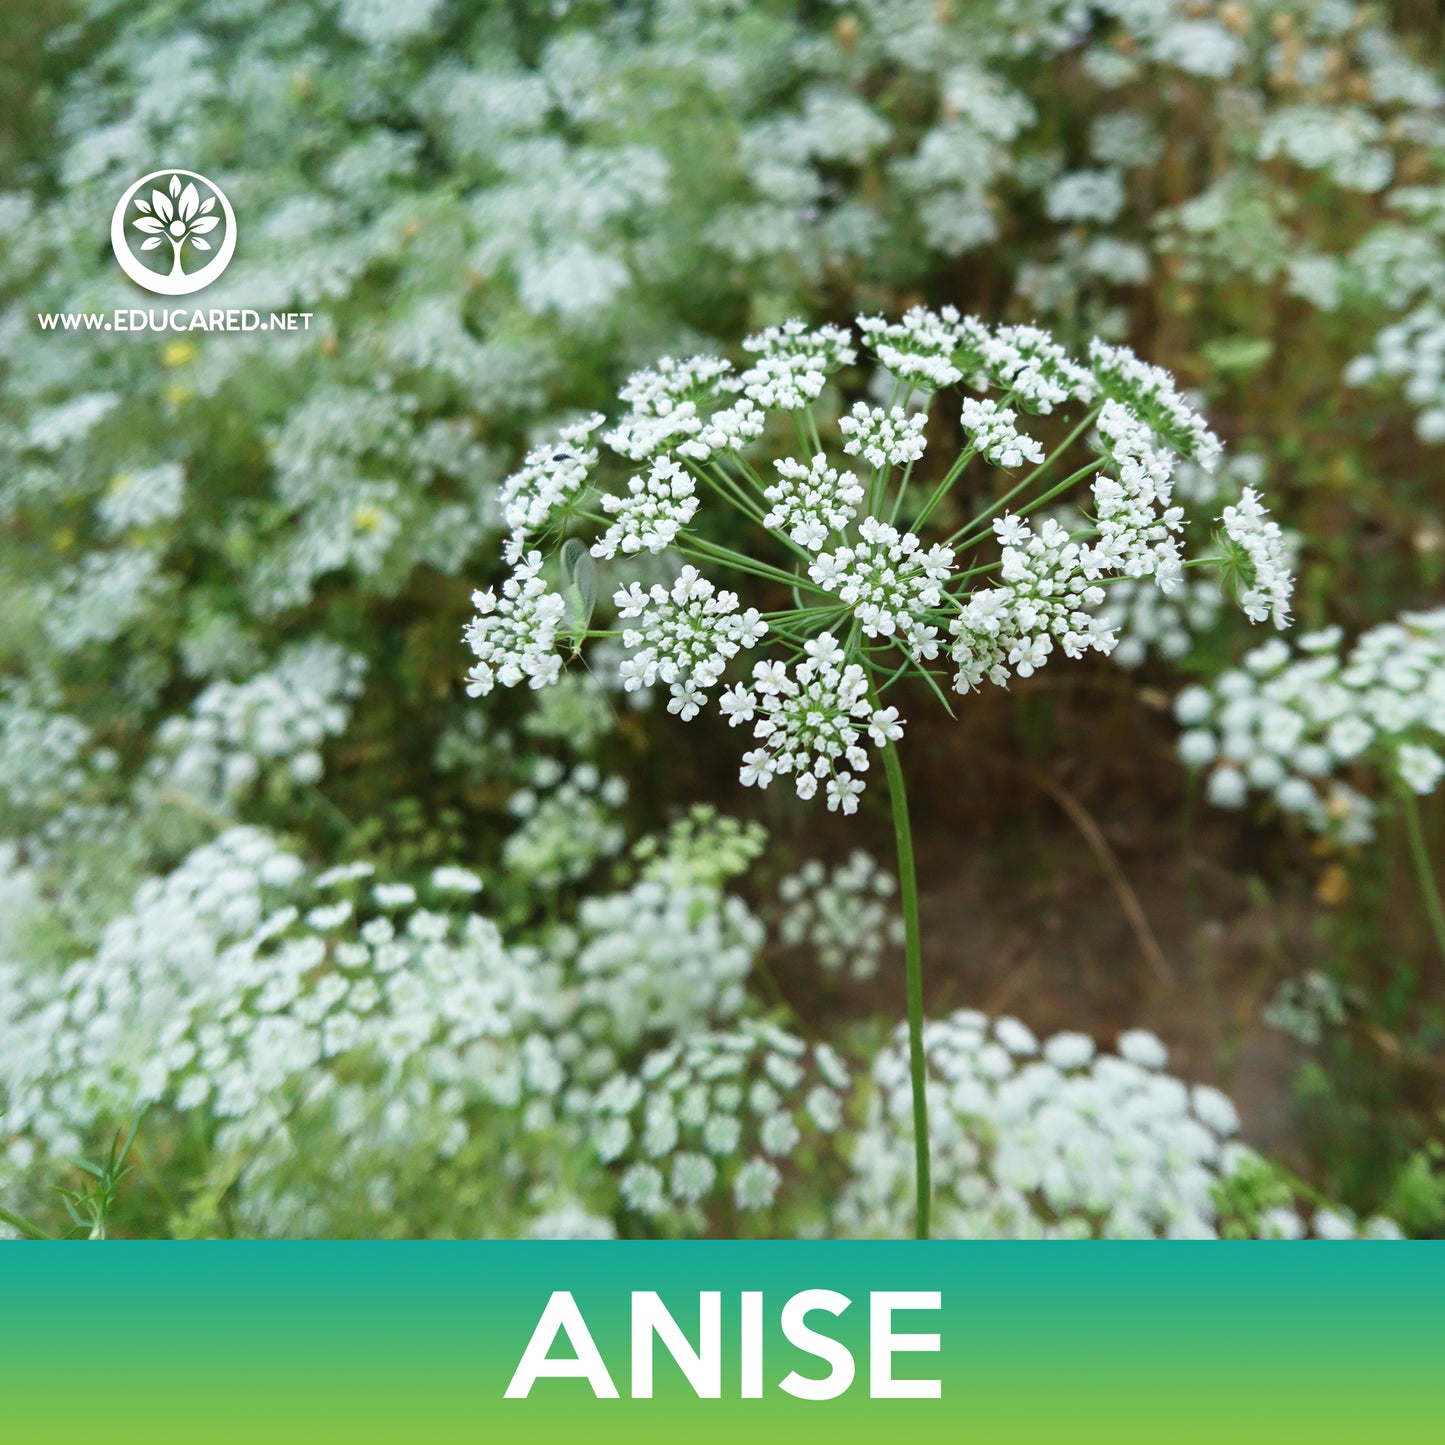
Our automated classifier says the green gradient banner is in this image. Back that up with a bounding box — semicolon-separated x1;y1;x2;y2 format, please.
1;1244;1439;1442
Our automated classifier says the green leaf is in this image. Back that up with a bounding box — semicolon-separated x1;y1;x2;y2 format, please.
0;1204;57;1241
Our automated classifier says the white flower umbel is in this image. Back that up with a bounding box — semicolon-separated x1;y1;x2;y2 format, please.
979;325;1097;413
809;518;953;652
566;880;761;1054
1090;339;1223;469
589;1022;849;1235
1088;400;1187;587
838;403;928;470
1218;487;1295;628
460;308;1290;1236
959;397;1045;469
463;552;567;697
464;308;1266;763
776;850;904;981
503;761;628;889
614;567;767;719
500;414;606;562
720;633;894;811
762;454;865;551
605;355;738;462
858;305;969;390
592;456;699;559
1176;609;1445;836
606;355;768;466
950;516;1115;691
0;829;563;1236
1177;608;1445;963
740;320;856;410
150;641;365;806
836;1010;1399;1241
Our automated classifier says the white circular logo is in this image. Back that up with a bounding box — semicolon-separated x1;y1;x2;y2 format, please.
110;169;237;296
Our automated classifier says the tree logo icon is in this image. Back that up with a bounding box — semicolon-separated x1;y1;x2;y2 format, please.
110;169;238;296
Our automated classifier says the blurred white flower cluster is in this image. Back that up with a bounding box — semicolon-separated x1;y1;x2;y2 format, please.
1176;610;1445;839
775;850;903;981
593;1023;851;1234
0;784;1400;1239
837;1011;1400;1241
149;641;366;805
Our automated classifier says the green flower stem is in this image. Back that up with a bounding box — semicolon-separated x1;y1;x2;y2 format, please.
727;451;772;496
887;457;921;527
1400;786;1445;969
690;460;767;526
0;1203;56;1240
942;404;1104;544
879;727;931;1240
867;651;917;692
677;536;827;592
941;558;1004;601
907;444;978;535
947;456;1106;551
868;463;890;520
805;409;825;458
767;616;845;647
909;387;1031;535
1031;402;1104;478
760;604;846;623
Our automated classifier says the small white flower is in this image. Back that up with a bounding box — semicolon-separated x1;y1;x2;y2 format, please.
759;1112;802;1157
808;517;952;652
1117;1030;1168;1070
614;566;768;719
463;552;566;696
592;455;699;559
762;453;864;550
1206;765;1248;808
430;866;482;894
960;397;1044;469
733;1157;782;1210
868;707;904;747
1043;1031;1095;1070
1398;742;1445;795
838;402;928;469
806;1086;844;1132
372;882;416;908
620;1163;667;1217
703;1114;743;1156
305;901;353;931
670;1152;718;1204
826;772;865;814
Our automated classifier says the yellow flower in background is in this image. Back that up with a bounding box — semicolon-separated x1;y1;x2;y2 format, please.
353;504;385;535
